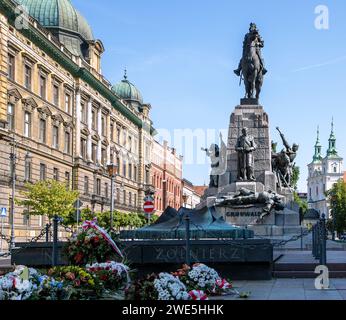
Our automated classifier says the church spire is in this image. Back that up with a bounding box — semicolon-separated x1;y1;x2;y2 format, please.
313;126;322;162
327;118;338;157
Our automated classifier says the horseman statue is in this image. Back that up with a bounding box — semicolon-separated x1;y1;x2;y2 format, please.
234;23;267;100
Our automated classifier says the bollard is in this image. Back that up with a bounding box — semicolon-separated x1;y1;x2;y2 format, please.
52;215;59;266
184;212;191;266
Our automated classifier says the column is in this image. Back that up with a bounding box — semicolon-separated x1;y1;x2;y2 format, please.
106;113;111;164
87;98;92;161
97;107;102;164
75;89;81;158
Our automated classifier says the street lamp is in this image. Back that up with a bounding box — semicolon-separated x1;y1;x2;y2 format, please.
182;194;188;208
107;163;118;230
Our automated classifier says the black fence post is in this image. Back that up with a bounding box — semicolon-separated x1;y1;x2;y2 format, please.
52;215;59;266
320;213;327;265
185;212;191;266
45;224;50;242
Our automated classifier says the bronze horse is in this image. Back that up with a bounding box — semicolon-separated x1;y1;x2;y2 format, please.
241;34;264;99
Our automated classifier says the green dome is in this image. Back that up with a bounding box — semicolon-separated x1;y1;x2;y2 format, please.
17;0;94;55
112;73;143;104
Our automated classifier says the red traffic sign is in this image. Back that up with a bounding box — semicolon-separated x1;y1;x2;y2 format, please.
143;201;155;214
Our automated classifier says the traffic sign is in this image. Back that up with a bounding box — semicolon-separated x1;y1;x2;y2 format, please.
144;195;154;202
0;208;6;218
143;201;155;214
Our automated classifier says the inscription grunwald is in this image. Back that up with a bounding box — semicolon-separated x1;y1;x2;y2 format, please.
226;211;262;217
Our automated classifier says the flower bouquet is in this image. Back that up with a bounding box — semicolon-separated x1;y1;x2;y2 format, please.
86;261;130;299
153;273;190;300
0;266;38;300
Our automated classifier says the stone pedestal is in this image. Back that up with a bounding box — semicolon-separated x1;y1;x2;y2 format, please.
223;102;276;190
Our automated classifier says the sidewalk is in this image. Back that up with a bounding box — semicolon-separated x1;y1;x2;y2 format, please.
213;278;346;300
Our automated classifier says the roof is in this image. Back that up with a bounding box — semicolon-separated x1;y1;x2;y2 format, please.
193;186;208;197
17;0;94;56
304;209;320;220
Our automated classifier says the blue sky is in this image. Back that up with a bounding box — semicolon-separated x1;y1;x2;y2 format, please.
74;0;346;192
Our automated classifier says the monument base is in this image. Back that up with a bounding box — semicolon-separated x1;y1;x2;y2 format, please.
123;239;273;280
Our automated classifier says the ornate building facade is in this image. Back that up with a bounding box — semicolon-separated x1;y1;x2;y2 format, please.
0;0;155;243
307;123;344;218
151;140;183;215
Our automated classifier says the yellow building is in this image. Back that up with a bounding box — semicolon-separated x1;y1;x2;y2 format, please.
0;0;155;246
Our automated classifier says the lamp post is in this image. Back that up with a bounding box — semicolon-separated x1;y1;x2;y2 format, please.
182;194;188;208
107;163;118;230
9;137;16;251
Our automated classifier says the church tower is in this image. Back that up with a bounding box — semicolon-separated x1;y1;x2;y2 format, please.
307;121;344;218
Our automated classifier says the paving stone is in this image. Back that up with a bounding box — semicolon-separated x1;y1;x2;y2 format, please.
268;288;306;300
304;289;343;300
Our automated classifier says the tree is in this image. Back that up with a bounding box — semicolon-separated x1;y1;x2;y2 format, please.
326;180;346;235
293;192;308;216
16;180;79;220
291;166;300;191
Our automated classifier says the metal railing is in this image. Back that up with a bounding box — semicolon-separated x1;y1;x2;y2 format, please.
312;213;327;265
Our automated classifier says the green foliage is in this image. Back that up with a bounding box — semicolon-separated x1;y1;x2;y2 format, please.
326;180;346;234
293;192;308;215
64;209;159;230
291;166;300;191
16;180;79;220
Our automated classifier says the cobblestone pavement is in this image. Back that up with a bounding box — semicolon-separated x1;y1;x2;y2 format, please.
212;278;346;300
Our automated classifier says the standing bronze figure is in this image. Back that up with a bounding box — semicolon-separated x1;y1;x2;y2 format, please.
234;23;267;100
236;127;257;181
272;127;299;188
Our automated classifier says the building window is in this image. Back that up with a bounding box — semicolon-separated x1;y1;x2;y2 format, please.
65;172;70;189
24;112;31;137
40;75;46;99
104;183;108;198
53;168;59;181
65;93;71;114
128;136;132;152
101;115;106;136
24;158;32;182
101;148;107;166
134;194;137;208
84;176;89;195
123;190;126;205
116;127;121;144
39;163;46;181
334;166;337;173
96;178;101;196
81;101;87;123
123;130;126;145
8;54;15;81
81;138;87;158
52;126;59;149
110;122;114;141
39;119;46;143
133;166;137;181
316;186;319;196
92;143;97;163
64;131;71;154
24;64;32;90
53;84;59;106
129;192;132;207
123;160;127;178
23;211;30;226
116;188;120;203
7;103;14;131
92;108;97;130
128;163;132;180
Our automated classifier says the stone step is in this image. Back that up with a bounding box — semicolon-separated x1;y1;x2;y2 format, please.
275;263;346;272
273;271;346;279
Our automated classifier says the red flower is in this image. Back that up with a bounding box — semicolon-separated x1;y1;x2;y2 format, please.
74;252;84;264
74;279;81;287
100;274;108;281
